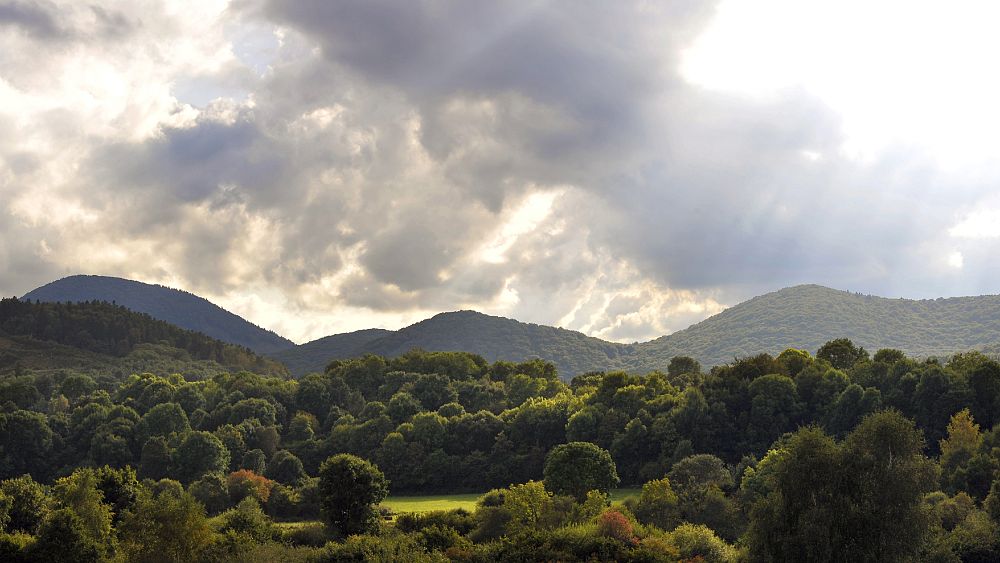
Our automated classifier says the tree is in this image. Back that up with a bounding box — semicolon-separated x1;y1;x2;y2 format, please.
227;469;274;504
174;431;230;483
969;362;1000;429
939;409;982;494
267;450;307;485
318;454;388;536
118;490;213;562
241;449;267;474
668;356;702;378
134;402;190;446
27;508;102;563
0;410;53;479
749;411;937;562
0;475;49;533
93;465;139;525
387;391;422;424
502;480;552;532
188;472;230;514
139;436;172;480
816;338;868;370
634;477;680;530
543;442;620;502
986;477;1000;524
841;411;938;561
51;469;114;557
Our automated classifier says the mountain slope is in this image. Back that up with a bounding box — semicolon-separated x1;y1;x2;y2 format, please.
282;311;632;377
270;328;393;376
22;275;293;354
0;297;288;377
630;284;1000;370
280;286;1000;378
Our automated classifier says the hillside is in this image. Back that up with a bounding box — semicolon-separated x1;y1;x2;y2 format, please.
280;285;1000;378
282;311;632;377
0;298;288;377
630;284;1000;370
270;328;393;376
22;275;294;354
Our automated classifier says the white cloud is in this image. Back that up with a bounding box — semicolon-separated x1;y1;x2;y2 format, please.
3;0;1000;345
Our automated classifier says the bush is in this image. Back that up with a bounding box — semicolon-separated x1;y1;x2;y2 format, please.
266;483;300;519
297;478;322;519
596;510;635;544
415;524;471;552
317;531;440;563
227;470;274;504
280;521;330;547
666;522;739;563
189;472;230;515
395;509;476;535
219;497;279;544
0;532;33;563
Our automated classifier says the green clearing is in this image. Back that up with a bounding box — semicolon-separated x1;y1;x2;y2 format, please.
609;488;641;502
381;493;481;513
379;488;642;515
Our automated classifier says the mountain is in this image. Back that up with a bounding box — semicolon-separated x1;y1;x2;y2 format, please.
0;297;288;377
280;285;1000;378
270;328;394;376
22;275;294;354
280;311;633;377
630;284;1000;370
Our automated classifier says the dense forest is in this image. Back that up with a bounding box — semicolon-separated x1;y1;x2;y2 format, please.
22;276;294;354
0;299;288;377
0;335;999;561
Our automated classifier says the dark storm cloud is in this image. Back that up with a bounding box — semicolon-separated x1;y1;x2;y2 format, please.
0;1;61;38
0;1;134;41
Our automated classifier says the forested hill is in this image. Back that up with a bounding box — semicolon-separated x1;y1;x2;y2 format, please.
631;284;1000;370
22;275;294;354
0;298;287;376
282;286;1000;377
282;311;633;377
270;328;394;376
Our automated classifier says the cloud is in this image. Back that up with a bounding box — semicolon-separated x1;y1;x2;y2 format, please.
3;0;1000;344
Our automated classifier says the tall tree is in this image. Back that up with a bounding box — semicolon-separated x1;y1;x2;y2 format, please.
317;454;389;536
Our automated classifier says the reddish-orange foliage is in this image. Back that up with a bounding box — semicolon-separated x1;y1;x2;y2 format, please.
227;469;274;503
596;510;635;544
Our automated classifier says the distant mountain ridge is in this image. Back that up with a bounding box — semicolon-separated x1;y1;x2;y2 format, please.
21;276;1000;378
278;285;1000;377
22;275;294;354
632;284;1000;369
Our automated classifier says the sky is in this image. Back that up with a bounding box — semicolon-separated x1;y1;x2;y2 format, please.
2;0;1000;345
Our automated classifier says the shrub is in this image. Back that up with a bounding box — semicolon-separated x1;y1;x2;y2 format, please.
266;483;300;519
281;521;330;547
666;522;739;563
219;497;279;544
0;532;34;563
416;524;471;552
395;509;476;535
596;510;635;544
227;469;274;504
189;472;230;515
